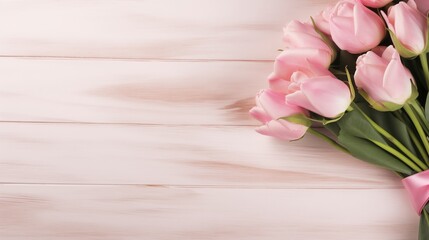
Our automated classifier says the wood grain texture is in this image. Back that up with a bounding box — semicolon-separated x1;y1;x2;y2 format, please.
0;0;419;238
0;58;270;125
0;122;400;188
0;185;419;240
0;0;335;60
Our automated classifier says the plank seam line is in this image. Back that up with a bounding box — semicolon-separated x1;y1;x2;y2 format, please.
0;183;403;189
0;55;274;63
0;120;257;127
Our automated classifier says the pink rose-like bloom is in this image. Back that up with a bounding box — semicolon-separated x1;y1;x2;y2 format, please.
285;67;352;118
330;0;385;54
415;0;429;14
358;0;393;8
382;0;427;55
354;46;414;108
250;89;309;141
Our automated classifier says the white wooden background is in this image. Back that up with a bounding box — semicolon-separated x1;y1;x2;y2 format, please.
0;0;420;239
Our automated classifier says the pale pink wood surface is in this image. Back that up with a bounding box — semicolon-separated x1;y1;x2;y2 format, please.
0;123;399;187
0;0;334;60
0;186;419;240
0;0;418;239
0;59;270;125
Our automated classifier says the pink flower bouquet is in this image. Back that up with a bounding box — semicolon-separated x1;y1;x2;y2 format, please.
250;0;429;238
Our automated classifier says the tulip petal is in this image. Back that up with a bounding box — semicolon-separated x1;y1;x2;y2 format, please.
256;119;307;141
268;73;290;94
388;2;426;53
286;90;318;115
354;1;385;48
249;106;271;124
382;52;413;104
274;49;331;79
300;77;351;118
257;89;305;120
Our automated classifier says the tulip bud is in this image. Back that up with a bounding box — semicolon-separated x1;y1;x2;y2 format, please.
283;20;334;59
330;0;386;54
414;0;429;14
250;89;309;141
270;58;334;94
358;0;393;8
382;0;428;58
354;46;417;111
285;67;352;119
274;48;332;85
312;5;334;36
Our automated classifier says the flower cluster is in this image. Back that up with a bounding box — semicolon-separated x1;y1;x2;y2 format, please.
251;0;427;141
250;1;429;237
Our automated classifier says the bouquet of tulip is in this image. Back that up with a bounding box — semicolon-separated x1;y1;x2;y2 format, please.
250;0;429;238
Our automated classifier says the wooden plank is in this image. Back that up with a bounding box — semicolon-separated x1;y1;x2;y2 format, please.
0;0;332;60
0;185;418;239
0;122;401;187
0;58;271;125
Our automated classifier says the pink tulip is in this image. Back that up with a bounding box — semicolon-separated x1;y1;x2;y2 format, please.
415;0;429;14
274;48;331;83
250;89;309;141
358;0;392;8
283;20;333;57
312;5;334;36
354;46;414;110
285;68;352;118
330;0;385;54
382;0;427;56
270;58;333;94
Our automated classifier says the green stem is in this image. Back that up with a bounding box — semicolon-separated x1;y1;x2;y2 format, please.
410;128;429;164
404;103;429;161
394;111;429;162
307;128;349;154
372;141;423;173
353;103;428;171
420;53;429;90
410;100;429;135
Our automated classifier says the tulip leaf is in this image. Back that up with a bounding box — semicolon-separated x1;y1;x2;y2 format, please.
337;131;413;175
368;109;417;156
387;29;418;58
281;112;345;126
324;122;340;137
337;108;387;144
425;94;429;121
345;67;355;100
281;114;312;127
419;205;429;240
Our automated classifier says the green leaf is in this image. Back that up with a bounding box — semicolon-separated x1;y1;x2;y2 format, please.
337;132;413;175
419;205;429;240
345;67;355;100
366;108;417;155
282;114;312;127
425;93;429;121
324;122;340;137
337;109;387;144
281;112;345;126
